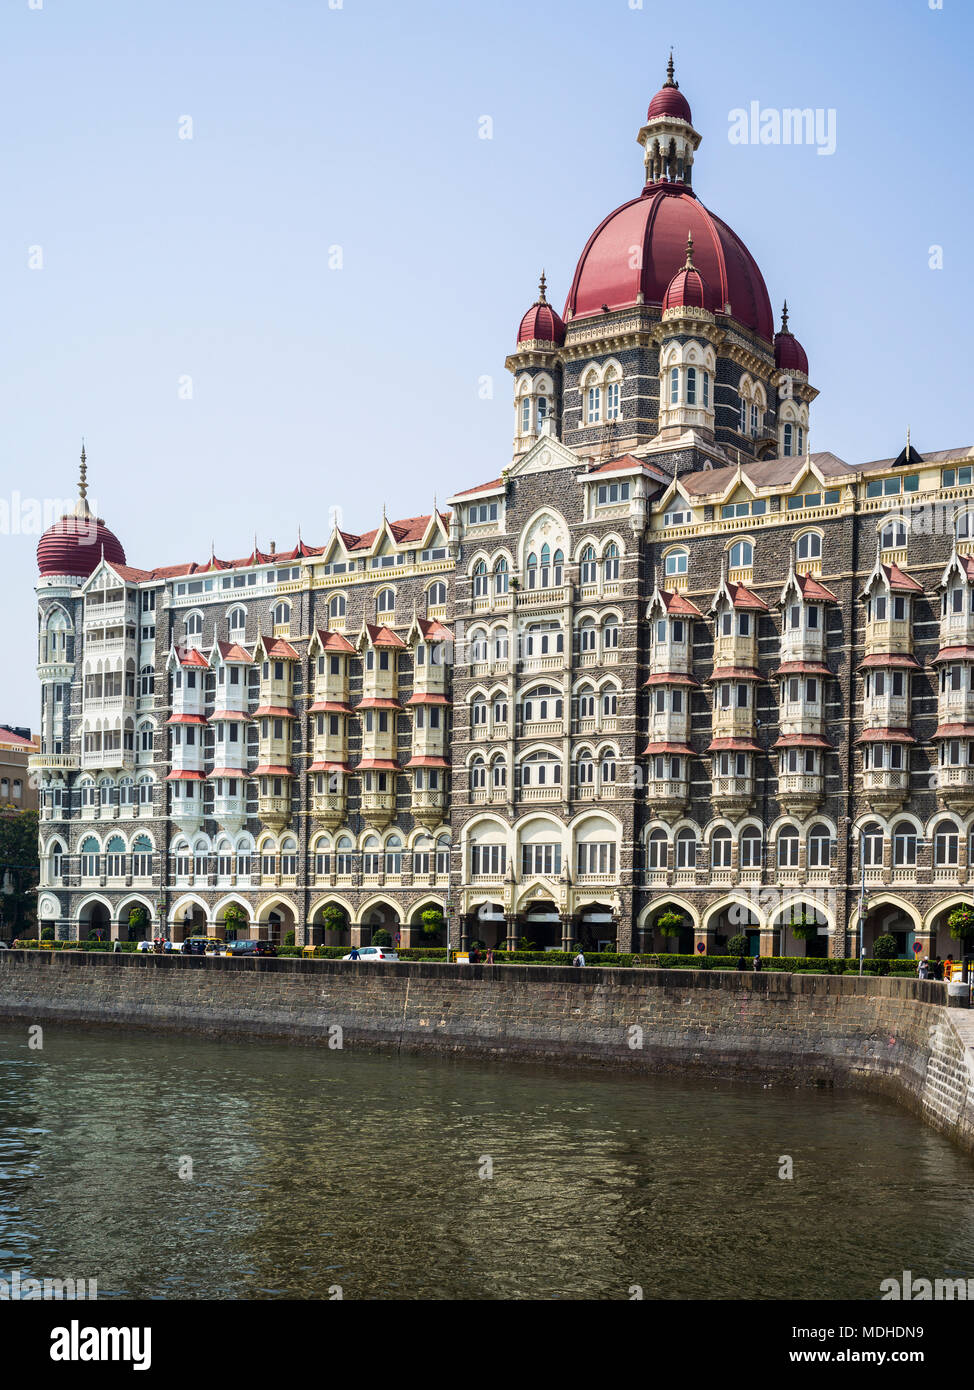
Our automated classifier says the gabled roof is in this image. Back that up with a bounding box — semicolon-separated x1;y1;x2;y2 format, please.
711;580;768;613
586;453;670;483
311;628;356;655
173;645;209;669
417;617;454;641
780;569;838;606
214;640;254;664
449;477;506;503
646;586;703;619
678;451;853;500
364;623;406;649
939;550;974;590
254;634;300;661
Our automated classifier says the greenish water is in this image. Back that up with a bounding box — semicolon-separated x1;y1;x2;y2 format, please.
0;1024;972;1300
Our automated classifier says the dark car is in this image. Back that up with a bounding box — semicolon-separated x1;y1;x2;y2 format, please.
180;938;209;956
227;940;277;958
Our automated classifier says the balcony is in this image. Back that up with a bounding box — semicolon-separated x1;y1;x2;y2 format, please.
713;632;758;671
82;748;135;772
778;697;825;739
861;767;909;812
938;690;974;725
777;772;824;815
712;707;756;741
711;774;754;813
516;583;570;608
411;788;447;826
312;791;346;828
361;790;396;829
257;794;292;829
862;693;910;728
648;710;691;746
936;764;974;812
864;618;913;660
645;775;689;821
211;794;247;830
29;752;79;773
649;639;692;679
939;610;974;650
779;628;827;667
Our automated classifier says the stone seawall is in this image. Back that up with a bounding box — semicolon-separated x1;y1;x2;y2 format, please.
2;951;974;1154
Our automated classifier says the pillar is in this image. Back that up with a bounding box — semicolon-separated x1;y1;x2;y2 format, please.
560;913;574;952
504;913;519;952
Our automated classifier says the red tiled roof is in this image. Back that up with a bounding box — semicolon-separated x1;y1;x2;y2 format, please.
253;706;295;719
176;646;210;668
365;624;406;649
166;713;207;726
645;672;699;687
208;709;252;721
308;760;352;773
405;755;450;768
0;728;36;749
406;692;451;705
773;734;833;749
933;725;974;739
728;582;769;611
261;637;300;660
216;641;254;663
355;698;401;711
931;647;974;664
315;629;356;654
795;573;838;602
589;454;670;483
166;769;205;781
709;666;762;681
855;728;916;744
356;758;400;771
418;618;454;641
658;588;703;617
451;478;505;501
205;766;249;778
776;662;832;677
308;701;353;714
707;738;761;752
883;563;923;594
858;653;920;669
642;741;694;756
253;764;293;776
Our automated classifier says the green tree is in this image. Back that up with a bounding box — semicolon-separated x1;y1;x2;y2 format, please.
322;906;347;932
947;905;974;945
872;934;899;960
656;910;686;948
0;810;39;942
421;907;444;937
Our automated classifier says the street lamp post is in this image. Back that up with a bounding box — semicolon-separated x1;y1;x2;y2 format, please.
444;897;455;964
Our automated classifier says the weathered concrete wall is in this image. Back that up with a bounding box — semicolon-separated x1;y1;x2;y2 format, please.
1;951;973;1153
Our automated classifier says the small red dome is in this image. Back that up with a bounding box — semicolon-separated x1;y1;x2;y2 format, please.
663;237;713;312
774;303;809;374
37;510;126;578
517;273;565;346
647;86;692;123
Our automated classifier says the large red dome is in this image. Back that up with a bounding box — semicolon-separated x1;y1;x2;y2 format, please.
564;184;774;342
37;510;126;578
647;86;692;122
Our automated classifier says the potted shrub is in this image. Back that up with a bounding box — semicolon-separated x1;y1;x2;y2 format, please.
421;907;444;937
947;904;974;945
726;933;748;957
127;904;149;941
872;934;899;960
372;928;393;948
656;910;686;949
222;902;246;942
322;905;347;933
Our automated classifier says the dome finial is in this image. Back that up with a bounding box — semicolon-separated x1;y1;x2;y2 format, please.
665;50;677;88
79;438;88;502
685;230;695;269
538;269;547;304
781;300;789;333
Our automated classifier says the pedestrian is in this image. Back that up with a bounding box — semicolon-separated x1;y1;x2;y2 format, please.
349;945;360;961
485;947;494;965
753;955;762;972
918;957;930;980
470;944;481;964
113;940;121;954
944;955;954;982
736;955;746;972
933;957;944;981
572;950;585;967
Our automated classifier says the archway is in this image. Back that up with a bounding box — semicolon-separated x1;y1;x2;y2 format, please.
256;897;298;945
408;899;446;950
773;901;830;959
77;897;111;943
645;899;696;954
467;900;505;952
520;897;561;951
704;899;764;956
576;902;616;952
360;900;402;947
926;899;974;961
309;898;352;948
116;896;154;943
172;901;208;943
860;899;918;959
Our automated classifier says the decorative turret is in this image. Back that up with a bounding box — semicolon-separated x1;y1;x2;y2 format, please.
37;443;127;581
774;301;809;376
637;54;701;188
516;272;566;347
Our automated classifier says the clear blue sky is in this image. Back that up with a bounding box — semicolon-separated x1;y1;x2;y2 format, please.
1;0;971;725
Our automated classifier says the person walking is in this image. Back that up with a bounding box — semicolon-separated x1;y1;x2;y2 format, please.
918;957;930;980
572;949;586;967
944;955;954;982
485;947;494;965
348;944;360;961
753;954;762;972
736;954;746;972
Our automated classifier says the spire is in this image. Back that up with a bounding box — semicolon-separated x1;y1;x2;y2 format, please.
780;300;789;334
537;270;547;305
664;50;677;88
79;439;88;501
684;231;695;269
906;425;912;461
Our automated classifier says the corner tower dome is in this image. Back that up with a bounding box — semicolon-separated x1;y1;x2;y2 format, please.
36;444;126;579
663;233;714;313
564;57;774;341
517;271;566;347
774;301;810;376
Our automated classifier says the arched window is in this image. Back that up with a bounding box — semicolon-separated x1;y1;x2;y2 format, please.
861;822;884;867
470;695;488;728
646;828;668;869
577;686;596;719
427;581;447;608
796;532;821;561
105;835;126;877
335;835;355;876
807;823;832;868
491;755;507;789
362;836;382;876
665;548;688;578
272;601;290;627
470;756;487;790
601;686;618;717
579;545;597;585
329;593;346;620
956;511;973;541
519;749;562;787
670;367;679;406
469;629;488;664
185;611;203;638
49;840;65;882
521;685;564;722
675;827;697;869
493;557;509;595
600;749;617;785
228;606;246;632
385;835;403;875
577;751;595;786
472;561;489;598
586;384;601;424
577;618;597;653
603;542;620;581
892;820;917;867
777;825;800;868
139;666;155;697
526;553;538;589
520;396;531;434
602;616;619;650
880;519;907;551
80;837;100;877
376;589;395;613
740;826;762;868
711;827;732;868
729;540;753;569
132;835;153;877
686;366;697;405
934;820;959;866
280;836;298;875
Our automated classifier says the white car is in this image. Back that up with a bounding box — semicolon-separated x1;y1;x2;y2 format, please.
341;946;399;963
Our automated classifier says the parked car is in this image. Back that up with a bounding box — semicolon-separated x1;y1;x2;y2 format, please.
225;940;277;957
341;946;399;963
180;938;210;956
